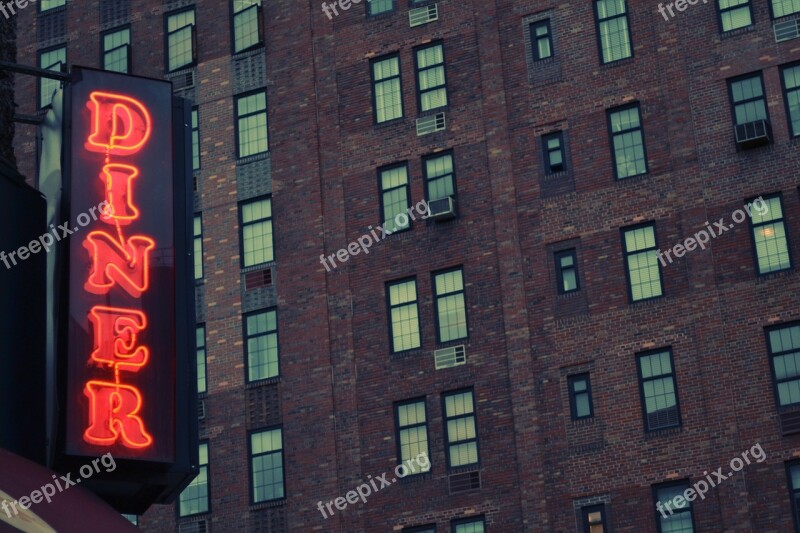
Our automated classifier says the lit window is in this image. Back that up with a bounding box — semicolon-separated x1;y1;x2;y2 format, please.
718;0;752;32
654;481;694;533
166;9;196;72
622;223;663;302
433;268;467;343
38;47;65;108
236;90;269;157
786;461;800;531
240;197;273;267
424;152;455;202
369;0;394;15
232;0;263;53
196;325;207;394
372;55;403;123
555;249;579;294
582;504;608;533
772;0;800;18
250;427;284;503
40;0;65;11
380;164;411;234
637;349;681;431
452;517;484;533
767;323;800;409
595;0;632;63
729;73;768;126
192;107;200;171
415;43;448;112
749;195;791;274
443;389;479;468
194;214;203;280
245;309;279;382
387;278;421;352
782;64;800;137
395;399;431;474
568;374;593;420
531;20;553;60
608;104;647;179
542;131;566;174
102;27;131;73
178;442;209;516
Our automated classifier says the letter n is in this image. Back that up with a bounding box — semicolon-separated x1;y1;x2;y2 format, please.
83;231;155;298
83;381;152;448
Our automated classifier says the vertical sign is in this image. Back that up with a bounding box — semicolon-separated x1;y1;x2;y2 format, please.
66;68;176;462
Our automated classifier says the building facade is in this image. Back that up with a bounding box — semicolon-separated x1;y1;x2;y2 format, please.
11;0;800;531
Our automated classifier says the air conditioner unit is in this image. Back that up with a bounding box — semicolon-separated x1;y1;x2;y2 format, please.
734;119;770;149
774;18;800;42
416;112;446;136
427;196;456;221
434;344;466;369
409;3;439;27
170;70;195;92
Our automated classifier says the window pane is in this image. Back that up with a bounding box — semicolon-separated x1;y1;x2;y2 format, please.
369;0;394;14
234;2;261;52
39;47;66;108
783;65;800;136
374;57;403;122
773;0;800;17
251;428;284;503
167;11;195;72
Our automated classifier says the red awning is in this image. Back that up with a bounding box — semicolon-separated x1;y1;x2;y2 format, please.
0;449;138;533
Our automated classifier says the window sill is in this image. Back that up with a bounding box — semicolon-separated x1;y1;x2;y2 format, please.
396;471;433;484
755;267;793;283
246;376;281;389
390;348;424;360
232;45;265;59
448;464;480;475
644;425;682;439
237;152;270;165
249;499;286;511
600;56;634;69
571;416;595;427
719;25;755;39
176;512;210;522
242;262;275;274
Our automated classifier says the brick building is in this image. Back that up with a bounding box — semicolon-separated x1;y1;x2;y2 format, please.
10;0;800;531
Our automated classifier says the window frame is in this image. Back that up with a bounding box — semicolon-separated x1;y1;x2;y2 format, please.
607;103;648;180
231;0;264;55
582;504;608;533
542;131;566;175
422;150;458;203
248;426;286;504
748;193;792;275
717;0;754;33
191;107;201;171
594;0;633;64
770;0;800;19
394;398;431;477
196;324;207;395
530;20;554;61
243;308;280;383
442;388;480;470
781;62;800;138
101;25;131;74
404;526;436;533
636;348;682;432
238;196;274;269
568;373;594;420
177;440;210;517
193;213;203;281
164;7;197;73
39;0;66;13
371;53;404;124
414;41;449;114
378;162;412;234
386;277;422;354
653;480;695;533
554;248;580;294
787;461;800;533
367;0;396;16
765;322;800;411
451;516;485;533
432;266;468;344
234;89;270;158
727;72;770;128
37;45;66;109
621;222;664;303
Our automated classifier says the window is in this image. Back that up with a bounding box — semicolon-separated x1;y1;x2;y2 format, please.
196;325;207;394
637;349;681;431
595;0;632;64
232;0;263;53
452;517;485;533
531;20;553;60
380;164;411;234
387;278;421;352
178;442;209;516
622;223;663;302
749;195;791;274
608;104;647;179
39;0;65;11
767;323;800;409
718;0;752;32
542;131;566;174
166;9;196;72
193;214;203;280
235;90;269;157
240;197;273;267
395;399;431;474
415;43;448;113
433;268;467;343
250;428;285;503
191;107;200;171
772;0;800;18
423;152;455;202
568;374;593;420
405;527;435;533
368;0;394;15
121;515;138;525
443;389;479;468
582;504;608;533
372;55;403;123
555;249;579;294
787;462;800;532
654;481;694;533
38;47;65;108
782;64;800;137
245;309;279;382
102;27;131;73
729;73;768;127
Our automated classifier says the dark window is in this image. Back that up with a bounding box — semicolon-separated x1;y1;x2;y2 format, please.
767;323;800;409
542;131;566;174
38;46;65;108
787;462;800;532
594;0;632;63
415;42;448;113
582;504;608;533
40;0;65;11
783;64;800;137
372;55;403;123
178;442;209;516
423;151;456;202
244;309;279;382
452;517;485;533
196;325;207;394
387;278;421;352
395;399;431;474
531;20;553;60
654;481;694;533
772;0;800;18
239;197;273;267
405;527;436;533
166;9;196;72
380;164;411;233
749;195;791;274
250;427;285;503
191;107;200;171
718;0;753;32
608;104;647;179
555;249;579;294
568;374;593;420
368;0;394;15
729;73;768;126
637;349;681;431
232;0;263;53
235;90;269;157
443;389;479;468
433;268;467;343
194;214;203;280
102;27;131;73
622;223;663;302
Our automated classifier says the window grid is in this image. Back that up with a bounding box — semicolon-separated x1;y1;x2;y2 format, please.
729;73;768;126
609;105;647;179
372;55;403;123
443;389;479;468
749;195;791;274
424;152;455;202
787;462;800;533
718;0;753;32
102;27;130;73
178;442;209;517
568;374;593;420
595;0;632;63
433;268;467;343
380;164;411;234
555;249;579;294
236;90;269;157
767;323;800;409
194;214;203;280
233;0;262;53
40;0;65;11
452;517;485;533
622;224;663;302
542;131;566;174
240;197;274;268
368;0;394;15
531;20;553;60
638;349;681;431
395;399;431;474
245;309;279;382
582;504;608;533
655;481;695;533
39;47;65;108
166;9;196;72
251;428;285;503
192;107;200;171
387;278;421;353
772;0;800;18
196;325;207;394
782;64;800;137
415;43;448;113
